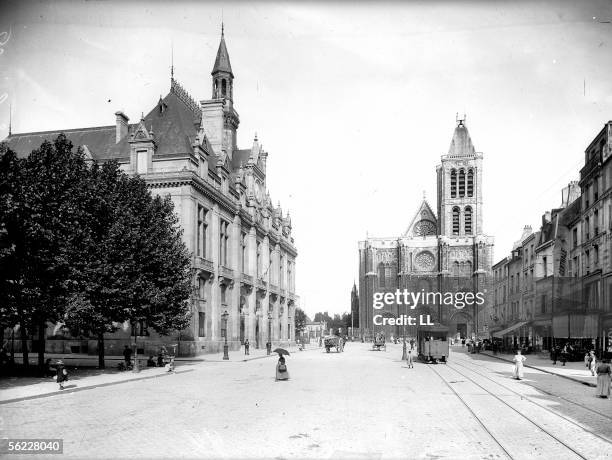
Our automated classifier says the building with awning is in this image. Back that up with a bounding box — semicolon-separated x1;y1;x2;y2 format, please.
492;321;529;338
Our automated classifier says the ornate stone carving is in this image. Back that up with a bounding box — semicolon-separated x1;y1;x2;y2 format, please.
376;249;394;264
415;251;435;271
414;220;436;236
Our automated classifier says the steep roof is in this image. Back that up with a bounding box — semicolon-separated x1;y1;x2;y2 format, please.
212;30;233;77
447;120;476;158
403;198;438;237
2;78;211;163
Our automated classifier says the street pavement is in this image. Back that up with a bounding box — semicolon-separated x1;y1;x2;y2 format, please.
1;342;611;459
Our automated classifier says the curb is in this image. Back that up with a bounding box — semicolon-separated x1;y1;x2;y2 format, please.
480;352;596;387
0;368;195;405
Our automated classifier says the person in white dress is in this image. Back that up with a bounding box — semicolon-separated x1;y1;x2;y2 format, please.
512;349;526;380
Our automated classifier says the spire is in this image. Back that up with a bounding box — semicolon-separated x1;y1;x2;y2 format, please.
170;41;174;80
447;114;475;157
212;24;233;77
8;102;11;136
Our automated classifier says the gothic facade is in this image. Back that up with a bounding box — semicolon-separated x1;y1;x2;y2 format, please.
358;117;494;340
3;30;298;356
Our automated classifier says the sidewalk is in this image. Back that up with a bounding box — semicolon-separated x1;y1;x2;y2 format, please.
480;350;597;387
0;344;320;404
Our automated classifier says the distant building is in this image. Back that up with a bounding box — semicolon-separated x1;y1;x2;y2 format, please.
490;121;612;355
358;116;494;340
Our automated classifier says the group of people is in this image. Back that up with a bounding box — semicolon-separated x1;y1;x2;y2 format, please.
512;348;611;398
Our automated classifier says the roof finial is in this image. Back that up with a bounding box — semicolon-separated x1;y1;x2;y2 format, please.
171;41;174;80
8;102;12;136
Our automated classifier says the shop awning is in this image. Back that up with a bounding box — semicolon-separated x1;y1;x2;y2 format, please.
492;321;528;338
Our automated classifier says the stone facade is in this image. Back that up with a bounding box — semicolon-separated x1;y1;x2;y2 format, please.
358;117;494;340
3;30;299;356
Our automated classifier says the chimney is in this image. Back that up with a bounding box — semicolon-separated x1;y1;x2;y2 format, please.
115;111;129;143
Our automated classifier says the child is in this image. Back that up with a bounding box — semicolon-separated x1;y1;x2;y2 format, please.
407;349;414;369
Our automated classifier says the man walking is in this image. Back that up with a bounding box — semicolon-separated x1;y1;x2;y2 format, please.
244;339;250;356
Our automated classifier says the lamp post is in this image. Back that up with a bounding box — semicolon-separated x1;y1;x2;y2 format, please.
221;309;229;360
267;311;272;355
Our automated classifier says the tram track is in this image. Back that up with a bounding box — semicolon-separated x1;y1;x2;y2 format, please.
428;363;598;460
452;355;612;423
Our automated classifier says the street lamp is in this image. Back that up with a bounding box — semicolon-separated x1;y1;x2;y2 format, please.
221;309;229;360
267;310;272;355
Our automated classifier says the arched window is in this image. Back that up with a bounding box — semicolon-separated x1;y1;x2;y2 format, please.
452;261;460;276
452;207;460;235
465;206;473;235
467;169;474;197
214;79;219;98
378;263;385;288
450;169;457;198
464;260;473;276
458;169;466;197
221;79;227;97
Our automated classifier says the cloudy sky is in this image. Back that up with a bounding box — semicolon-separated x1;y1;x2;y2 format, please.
1;1;611;318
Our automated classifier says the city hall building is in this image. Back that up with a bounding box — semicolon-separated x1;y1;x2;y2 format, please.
358;117;494;340
3;30;299;356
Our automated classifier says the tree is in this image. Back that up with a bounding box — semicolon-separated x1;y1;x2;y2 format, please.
64;161;192;368
294;307;307;335
0;136;91;369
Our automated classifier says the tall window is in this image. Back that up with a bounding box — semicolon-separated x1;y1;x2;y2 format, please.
573;228;578;248
280;255;285;288
458;169;466;197
221;285;227;304
593;177;599;201
542;256;548;277
594;210;599;235
594;245;599;266
585;217;590;240
241;232;247;273
452;207;460;235
464;206;472;234
198;312;206;337
197;205;208;257
467;169;474;197
219;220;229;266
221;79;227;97
288;261;293;291
378;263;386;288
269;249;274;283
585;249;590;273
256;241;262;277
450;169;457;198
198;277;207;299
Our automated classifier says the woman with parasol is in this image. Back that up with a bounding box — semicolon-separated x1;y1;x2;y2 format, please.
274;348;290;381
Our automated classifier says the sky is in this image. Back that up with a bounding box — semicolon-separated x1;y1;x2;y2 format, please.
0;1;611;319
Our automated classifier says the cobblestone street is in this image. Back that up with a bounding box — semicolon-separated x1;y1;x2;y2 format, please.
1;343;611;459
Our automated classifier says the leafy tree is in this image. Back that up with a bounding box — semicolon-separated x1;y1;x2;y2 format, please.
294;307;307;335
0;136;91;369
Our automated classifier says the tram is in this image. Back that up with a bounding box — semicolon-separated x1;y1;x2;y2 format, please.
417;324;449;363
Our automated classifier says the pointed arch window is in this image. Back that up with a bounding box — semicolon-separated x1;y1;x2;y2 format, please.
458;169;466;197
450;169;457;198
452;207;460;235
465;206;473;235
467;169;474;197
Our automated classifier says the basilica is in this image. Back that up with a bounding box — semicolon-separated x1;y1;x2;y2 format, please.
358;117;494;340
4;29;298;356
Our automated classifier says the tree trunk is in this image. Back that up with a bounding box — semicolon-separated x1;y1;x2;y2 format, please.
19;323;28;367
37;317;46;372
97;332;105;369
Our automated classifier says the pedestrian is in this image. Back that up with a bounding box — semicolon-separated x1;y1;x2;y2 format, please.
589;351;597;376
244;339;250;356
585;352;590;368
560;345;568;366
595;358;611;398
512;349;526;380
146;356;156;367
123;345;132;368
165;356;175;373
461;338;465;347
410;339;415;350
552;345;559;365
55;360;68;390
406;349;414;368
275;354;289;381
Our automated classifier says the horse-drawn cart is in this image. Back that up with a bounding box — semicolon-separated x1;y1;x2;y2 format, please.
324;335;344;353
372;332;386;351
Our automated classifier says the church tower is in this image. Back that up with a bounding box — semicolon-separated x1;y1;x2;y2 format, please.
436;115;483;238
